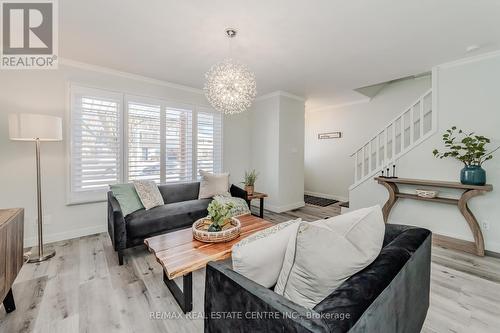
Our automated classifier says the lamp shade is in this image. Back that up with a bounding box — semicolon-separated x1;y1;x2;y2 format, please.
9;113;63;141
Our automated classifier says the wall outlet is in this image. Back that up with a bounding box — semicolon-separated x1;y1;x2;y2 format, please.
482;221;490;231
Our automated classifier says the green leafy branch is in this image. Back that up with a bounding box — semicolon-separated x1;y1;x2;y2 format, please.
433;126;499;166
207;200;234;232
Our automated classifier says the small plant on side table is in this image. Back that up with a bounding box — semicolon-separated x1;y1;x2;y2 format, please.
242;169;258;195
433;126;499;185
207;200;234;232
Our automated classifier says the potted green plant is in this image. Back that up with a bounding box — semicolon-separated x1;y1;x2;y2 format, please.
433;126;499;185
192;200;240;243
206;200;234;232
242;169;258;195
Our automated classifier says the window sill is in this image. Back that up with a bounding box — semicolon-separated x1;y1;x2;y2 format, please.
66;198;107;206
67;189;108;206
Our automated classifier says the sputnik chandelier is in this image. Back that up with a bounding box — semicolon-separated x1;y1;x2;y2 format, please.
204;28;257;115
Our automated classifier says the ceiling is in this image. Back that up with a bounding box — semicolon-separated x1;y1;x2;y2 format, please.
60;0;500;110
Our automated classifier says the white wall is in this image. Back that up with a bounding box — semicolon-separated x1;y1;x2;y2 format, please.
0;61;250;246
278;95;305;211
305;77;432;201
250;97;281;208
350;52;500;252
223;112;251;186
250;93;305;212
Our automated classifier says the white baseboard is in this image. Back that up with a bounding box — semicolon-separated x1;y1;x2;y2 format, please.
264;201;306;213
24;224;107;247
388;219;500;254
440;232;500;253
340;206;352;214
304;191;348;203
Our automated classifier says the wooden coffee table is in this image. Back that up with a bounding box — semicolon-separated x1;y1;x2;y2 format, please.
144;214;273;313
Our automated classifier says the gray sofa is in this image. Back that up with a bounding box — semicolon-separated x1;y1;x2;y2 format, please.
107;182;247;265
205;224;431;333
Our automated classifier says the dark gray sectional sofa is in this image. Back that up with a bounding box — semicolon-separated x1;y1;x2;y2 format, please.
107;182;247;265
205;224;431;333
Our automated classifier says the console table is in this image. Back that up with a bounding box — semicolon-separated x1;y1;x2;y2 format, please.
0;208;24;313
375;177;492;256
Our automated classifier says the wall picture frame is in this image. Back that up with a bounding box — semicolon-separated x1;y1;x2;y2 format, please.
318;132;342;139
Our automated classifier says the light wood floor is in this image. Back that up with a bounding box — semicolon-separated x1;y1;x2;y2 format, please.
1;203;499;333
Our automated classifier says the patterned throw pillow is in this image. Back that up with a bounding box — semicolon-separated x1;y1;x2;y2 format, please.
133;180;164;210
213;195;251;217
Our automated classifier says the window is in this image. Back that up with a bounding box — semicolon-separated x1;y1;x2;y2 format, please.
126;99;161;182
165;106;193;183
68;84;223;203
69;86;122;203
197;109;223;174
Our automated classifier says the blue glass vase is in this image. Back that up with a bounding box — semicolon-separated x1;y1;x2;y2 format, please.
460;165;486;185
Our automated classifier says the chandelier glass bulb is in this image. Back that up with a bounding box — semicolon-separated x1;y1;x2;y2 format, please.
204;29;257;115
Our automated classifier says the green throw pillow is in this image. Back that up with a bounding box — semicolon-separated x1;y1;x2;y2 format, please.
110;183;144;216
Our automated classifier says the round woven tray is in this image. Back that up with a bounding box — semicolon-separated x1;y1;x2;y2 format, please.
192;217;241;243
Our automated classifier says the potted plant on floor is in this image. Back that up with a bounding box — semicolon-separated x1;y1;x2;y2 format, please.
242;169;258;195
433;126;499;185
192;201;241;243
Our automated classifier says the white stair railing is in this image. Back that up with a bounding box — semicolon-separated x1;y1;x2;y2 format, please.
349;89;435;190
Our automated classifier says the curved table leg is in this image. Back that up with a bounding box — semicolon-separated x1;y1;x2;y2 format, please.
379;181;399;223
458;189;485;256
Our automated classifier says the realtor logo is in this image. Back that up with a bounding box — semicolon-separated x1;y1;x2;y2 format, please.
1;0;58;69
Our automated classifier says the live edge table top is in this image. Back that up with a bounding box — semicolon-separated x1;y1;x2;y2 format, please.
144;214;273;280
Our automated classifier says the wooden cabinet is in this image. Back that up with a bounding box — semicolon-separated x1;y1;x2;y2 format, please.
0;208;24;313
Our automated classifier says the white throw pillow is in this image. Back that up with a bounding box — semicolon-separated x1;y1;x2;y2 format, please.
274;205;385;309
232;219;301;288
198;170;230;199
133;180;164;210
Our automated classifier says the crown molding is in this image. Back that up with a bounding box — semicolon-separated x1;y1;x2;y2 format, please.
436;49;500;69
59;59;309;103
255;90;306;102
59;58;204;94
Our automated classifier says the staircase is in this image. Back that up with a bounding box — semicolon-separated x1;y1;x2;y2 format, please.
349;89;435;190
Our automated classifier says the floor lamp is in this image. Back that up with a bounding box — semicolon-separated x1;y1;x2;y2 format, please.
8;113;63;263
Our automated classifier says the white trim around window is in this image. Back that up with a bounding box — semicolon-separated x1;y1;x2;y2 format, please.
66;83;223;205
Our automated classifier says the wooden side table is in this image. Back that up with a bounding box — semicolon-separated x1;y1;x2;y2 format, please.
375;177;493;256
246;192;268;218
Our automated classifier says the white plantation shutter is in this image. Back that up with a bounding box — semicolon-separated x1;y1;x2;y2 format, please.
197;109;223;175
70;86;122;202
165;106;193;183
127;100;161;182
68;85;224;204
